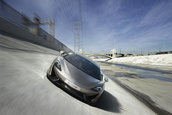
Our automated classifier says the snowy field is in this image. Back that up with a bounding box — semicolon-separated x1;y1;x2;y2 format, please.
109;54;172;66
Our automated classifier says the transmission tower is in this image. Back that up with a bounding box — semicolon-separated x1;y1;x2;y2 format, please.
74;19;81;53
73;0;83;53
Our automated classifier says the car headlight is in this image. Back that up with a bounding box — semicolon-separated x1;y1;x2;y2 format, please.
55;61;61;71
92;87;103;92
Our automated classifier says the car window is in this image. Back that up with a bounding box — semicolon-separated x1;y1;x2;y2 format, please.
64;54;101;80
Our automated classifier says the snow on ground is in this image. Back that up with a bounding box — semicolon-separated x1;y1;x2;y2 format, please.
109;54;172;66
88;55;111;62
93;58;109;62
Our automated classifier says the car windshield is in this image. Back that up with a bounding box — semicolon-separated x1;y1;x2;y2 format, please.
64;54;101;80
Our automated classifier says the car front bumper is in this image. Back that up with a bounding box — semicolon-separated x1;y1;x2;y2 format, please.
53;66;105;103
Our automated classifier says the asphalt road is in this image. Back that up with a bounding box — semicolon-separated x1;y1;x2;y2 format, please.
0;34;155;115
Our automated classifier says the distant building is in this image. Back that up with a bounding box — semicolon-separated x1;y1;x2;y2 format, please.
137;54;143;56
116;53;125;58
156;51;172;55
126;53;134;57
111;49;116;57
105;53;113;57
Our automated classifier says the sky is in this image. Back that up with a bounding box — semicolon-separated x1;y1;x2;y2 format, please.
5;0;172;53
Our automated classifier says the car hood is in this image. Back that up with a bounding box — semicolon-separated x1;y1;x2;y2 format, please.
60;58;104;89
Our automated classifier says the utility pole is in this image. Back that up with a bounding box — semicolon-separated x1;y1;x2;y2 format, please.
140;48;143;55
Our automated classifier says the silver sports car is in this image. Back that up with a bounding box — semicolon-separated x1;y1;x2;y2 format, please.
47;51;108;103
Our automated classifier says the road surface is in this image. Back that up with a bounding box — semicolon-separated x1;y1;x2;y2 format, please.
0;34;155;115
95;61;172;114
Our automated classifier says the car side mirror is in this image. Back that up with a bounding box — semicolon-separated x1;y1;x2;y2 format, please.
104;77;108;82
60;51;68;57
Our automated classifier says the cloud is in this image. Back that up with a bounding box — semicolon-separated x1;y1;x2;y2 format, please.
140;1;172;26
6;0;172;53
109;0;172;52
